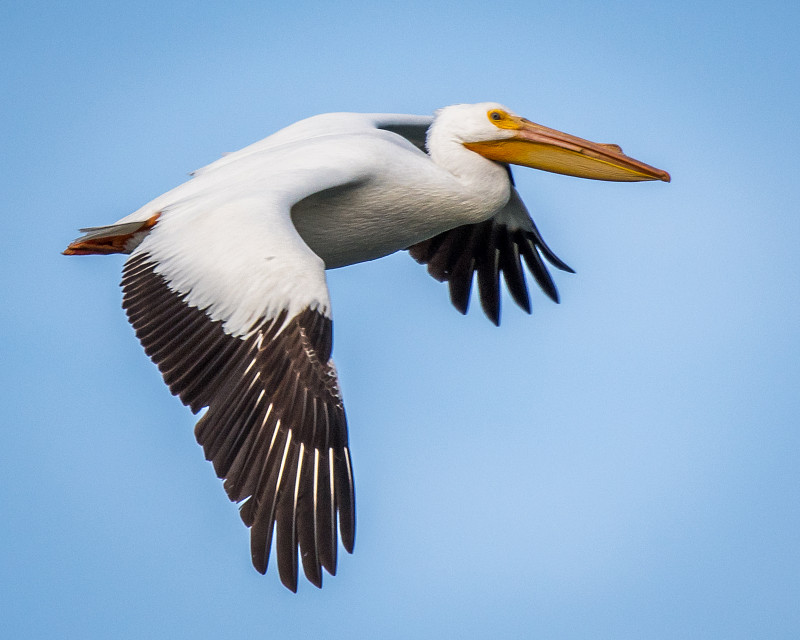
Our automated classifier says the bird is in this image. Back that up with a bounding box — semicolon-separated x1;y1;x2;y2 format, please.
64;102;669;592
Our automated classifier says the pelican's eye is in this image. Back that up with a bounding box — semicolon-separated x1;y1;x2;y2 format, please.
486;109;520;131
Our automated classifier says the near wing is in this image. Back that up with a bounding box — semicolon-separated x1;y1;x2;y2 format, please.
409;186;574;326
119;158;366;592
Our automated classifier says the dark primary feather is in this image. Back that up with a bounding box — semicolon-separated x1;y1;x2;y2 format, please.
408;211;574;326
121;252;355;592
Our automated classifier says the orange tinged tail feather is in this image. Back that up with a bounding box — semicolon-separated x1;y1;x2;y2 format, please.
63;213;161;255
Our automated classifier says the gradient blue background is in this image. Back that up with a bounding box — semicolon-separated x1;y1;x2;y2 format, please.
3;1;799;637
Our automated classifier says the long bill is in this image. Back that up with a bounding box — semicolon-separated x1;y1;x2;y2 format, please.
465;118;670;183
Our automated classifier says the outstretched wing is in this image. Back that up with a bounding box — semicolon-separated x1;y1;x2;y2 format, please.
408;186;574;325
118;157;368;592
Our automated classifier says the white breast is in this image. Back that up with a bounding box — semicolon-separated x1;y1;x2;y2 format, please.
289;132;512;268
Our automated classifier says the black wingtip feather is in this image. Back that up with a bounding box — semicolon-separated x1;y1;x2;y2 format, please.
475;220;501;325
297;447;323;588
316;446;338;576
336;447;356;554
498;230;531;314
527;216;574;273
276;451;300;593
447;269;473;315
519;235;560;304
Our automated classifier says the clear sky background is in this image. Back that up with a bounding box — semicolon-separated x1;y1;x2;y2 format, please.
2;1;799;638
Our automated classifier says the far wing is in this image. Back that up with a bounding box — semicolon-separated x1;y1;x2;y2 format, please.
120;164;364;592
192;112;433;177
408;187;574;326
373;115;432;152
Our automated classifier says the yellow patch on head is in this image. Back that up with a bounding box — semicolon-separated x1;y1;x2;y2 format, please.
487;109;521;130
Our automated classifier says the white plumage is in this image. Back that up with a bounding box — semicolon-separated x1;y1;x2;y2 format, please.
65;102;668;591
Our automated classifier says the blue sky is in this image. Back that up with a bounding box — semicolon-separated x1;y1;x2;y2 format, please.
3;1;799;638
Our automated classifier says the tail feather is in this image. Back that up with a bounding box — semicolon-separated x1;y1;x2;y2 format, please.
63;213;160;255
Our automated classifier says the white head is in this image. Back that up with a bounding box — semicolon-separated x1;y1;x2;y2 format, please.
428;102;670;182
428;102;520;144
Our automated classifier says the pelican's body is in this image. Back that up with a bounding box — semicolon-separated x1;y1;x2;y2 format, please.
114;108;516;270
65;102;669;591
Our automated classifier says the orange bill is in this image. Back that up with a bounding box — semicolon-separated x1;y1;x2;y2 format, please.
466;115;670;182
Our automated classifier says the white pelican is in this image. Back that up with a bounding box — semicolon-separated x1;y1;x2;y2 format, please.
64;102;669;591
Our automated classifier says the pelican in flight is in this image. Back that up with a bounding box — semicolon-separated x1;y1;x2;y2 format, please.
64;102;669;591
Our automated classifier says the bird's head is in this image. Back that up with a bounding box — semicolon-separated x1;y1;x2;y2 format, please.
432;102;670;182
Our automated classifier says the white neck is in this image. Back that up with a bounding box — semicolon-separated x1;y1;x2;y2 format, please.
426;118;511;218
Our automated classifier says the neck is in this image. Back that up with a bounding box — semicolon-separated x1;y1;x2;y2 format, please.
426;121;511;218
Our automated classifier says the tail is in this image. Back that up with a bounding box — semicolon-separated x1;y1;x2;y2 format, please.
63;213;160;255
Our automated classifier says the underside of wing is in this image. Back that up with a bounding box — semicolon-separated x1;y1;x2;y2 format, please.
114;172;365;591
121;252;354;592
408;186;574;325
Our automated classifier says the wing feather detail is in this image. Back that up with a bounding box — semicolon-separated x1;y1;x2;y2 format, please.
408;188;574;325
121;252;354;592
